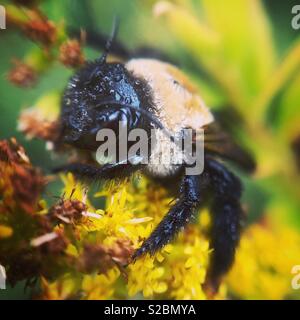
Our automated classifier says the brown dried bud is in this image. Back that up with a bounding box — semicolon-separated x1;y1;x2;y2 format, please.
23;18;56;46
0;138;45;214
78;244;114;274
19;108;60;142
5;250;41;287
37;230;69;255
108;239;134;266
59;39;85;68
8;60;37;88
11;165;45;214
0;138;29;164
37;215;53;233
48;199;87;224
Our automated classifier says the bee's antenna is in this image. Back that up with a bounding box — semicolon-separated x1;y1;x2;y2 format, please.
98;16;119;64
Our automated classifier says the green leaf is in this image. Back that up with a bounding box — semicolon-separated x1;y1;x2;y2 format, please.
200;0;276;110
277;70;300;141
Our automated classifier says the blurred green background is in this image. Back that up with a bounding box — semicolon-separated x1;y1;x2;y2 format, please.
1;0;300;299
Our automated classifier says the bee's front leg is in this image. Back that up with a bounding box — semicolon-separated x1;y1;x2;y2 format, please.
132;172;210;260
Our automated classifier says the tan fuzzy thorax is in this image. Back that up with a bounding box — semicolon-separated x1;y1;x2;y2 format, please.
126;58;214;133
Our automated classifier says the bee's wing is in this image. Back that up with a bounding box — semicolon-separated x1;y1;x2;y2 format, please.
202;123;256;173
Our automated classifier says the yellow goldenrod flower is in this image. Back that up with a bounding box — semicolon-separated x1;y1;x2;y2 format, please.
226;219;300;300
82;268;120;300
127;254;167;298
41;276;77;300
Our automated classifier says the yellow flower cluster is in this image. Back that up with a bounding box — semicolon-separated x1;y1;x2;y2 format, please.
226;219;300;300
82;269;121;300
45;173;300;301
127;254;168;297
2;139;299;300
41;173;212;300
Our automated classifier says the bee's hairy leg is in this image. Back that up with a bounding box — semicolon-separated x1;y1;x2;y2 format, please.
53;162;142;181
205;158;243;293
132;172;210;260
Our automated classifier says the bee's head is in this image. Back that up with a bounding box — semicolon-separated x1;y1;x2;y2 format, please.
60;59;151;150
59;20;161;151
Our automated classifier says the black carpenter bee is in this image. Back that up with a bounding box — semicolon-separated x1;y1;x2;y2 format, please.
55;22;255;291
